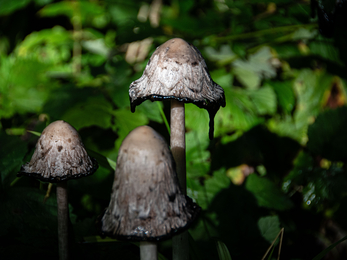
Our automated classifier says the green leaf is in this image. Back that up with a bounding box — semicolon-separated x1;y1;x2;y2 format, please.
18;26;72;56
187;169;230;210
82;39;109;58
39;1;105;26
258;216;281;245
309;35;344;66
307;106;347;161
245;174;293;210
198;169;230;209
204;45;237;64
136;100;163;124
69;165;113;200
268;80;295;113
0;0;31;15
186;131;210;178
215;240;232;260
188;232;203;260
233;47;276;90
113;108;149;150
249;85;277;115
86;149;116;171
210;69;233;89
108;3;138;26
185;103;210;140
0;133;28;187
233;67;260;90
0;56;55;118
291;28;317;41
0;187;76;246
216;87;263;139
62;96;113;130
268;69;333;144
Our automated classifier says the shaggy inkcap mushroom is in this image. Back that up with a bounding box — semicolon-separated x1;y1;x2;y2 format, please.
100;125;201;241
129;38;225;139
18;120;98;260
18;120;98;182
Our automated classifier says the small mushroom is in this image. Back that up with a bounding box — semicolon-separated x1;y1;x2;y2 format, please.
129;38;223;259
18;120;98;260
99;126;200;259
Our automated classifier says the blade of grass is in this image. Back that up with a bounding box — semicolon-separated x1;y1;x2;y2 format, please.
262;228;284;260
83;236;119;243
27;130;42;137
267;246;275;260
215;23;317;42
215;239;232;260
157;101;170;135
188;232;202;260
312;235;347;260
278;227;284;260
10;177;21;186
86;149;116;171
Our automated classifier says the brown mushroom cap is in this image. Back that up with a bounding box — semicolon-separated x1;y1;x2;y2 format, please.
99;125;200;241
129;38;225;139
18;120;98;182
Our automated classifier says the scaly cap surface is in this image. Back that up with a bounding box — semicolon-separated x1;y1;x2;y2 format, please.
18;120;98;182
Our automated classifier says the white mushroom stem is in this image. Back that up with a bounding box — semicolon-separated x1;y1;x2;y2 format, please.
170;100;189;260
170;100;186;192
140;241;158;260
57;181;69;260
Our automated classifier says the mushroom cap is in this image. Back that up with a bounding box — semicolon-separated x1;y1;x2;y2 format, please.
18;120;98;182
129;38;225;111
99;125;200;241
129;38;225;139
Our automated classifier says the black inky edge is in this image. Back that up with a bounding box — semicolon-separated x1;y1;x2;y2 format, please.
130;94;226;140
97;196;201;242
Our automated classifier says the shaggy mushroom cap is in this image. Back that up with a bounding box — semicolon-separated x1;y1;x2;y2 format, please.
99;125;200;241
129;38;225;139
18;120;98;182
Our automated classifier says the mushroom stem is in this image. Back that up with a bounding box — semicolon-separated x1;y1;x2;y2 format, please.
57;181;69;260
140;241;158;260
170;100;186;193
170;100;189;260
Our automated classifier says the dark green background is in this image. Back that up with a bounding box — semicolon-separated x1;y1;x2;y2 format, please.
1;0;347;259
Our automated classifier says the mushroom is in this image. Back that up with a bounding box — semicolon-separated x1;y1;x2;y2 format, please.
99;126;200;260
18;120;98;260
129;38;226;140
129;38;225;259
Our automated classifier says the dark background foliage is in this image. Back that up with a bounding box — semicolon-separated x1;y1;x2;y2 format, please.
1;0;347;259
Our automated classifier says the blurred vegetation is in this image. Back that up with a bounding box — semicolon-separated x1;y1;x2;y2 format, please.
1;0;347;259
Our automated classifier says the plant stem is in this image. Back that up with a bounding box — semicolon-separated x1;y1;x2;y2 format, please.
140;241;158;260
170;99;189;260
57;181;69;260
72;1;82;75
215;23;318;42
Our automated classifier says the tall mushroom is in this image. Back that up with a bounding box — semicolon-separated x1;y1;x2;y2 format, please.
99;125;200;260
129;38;225;259
18;120;98;260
